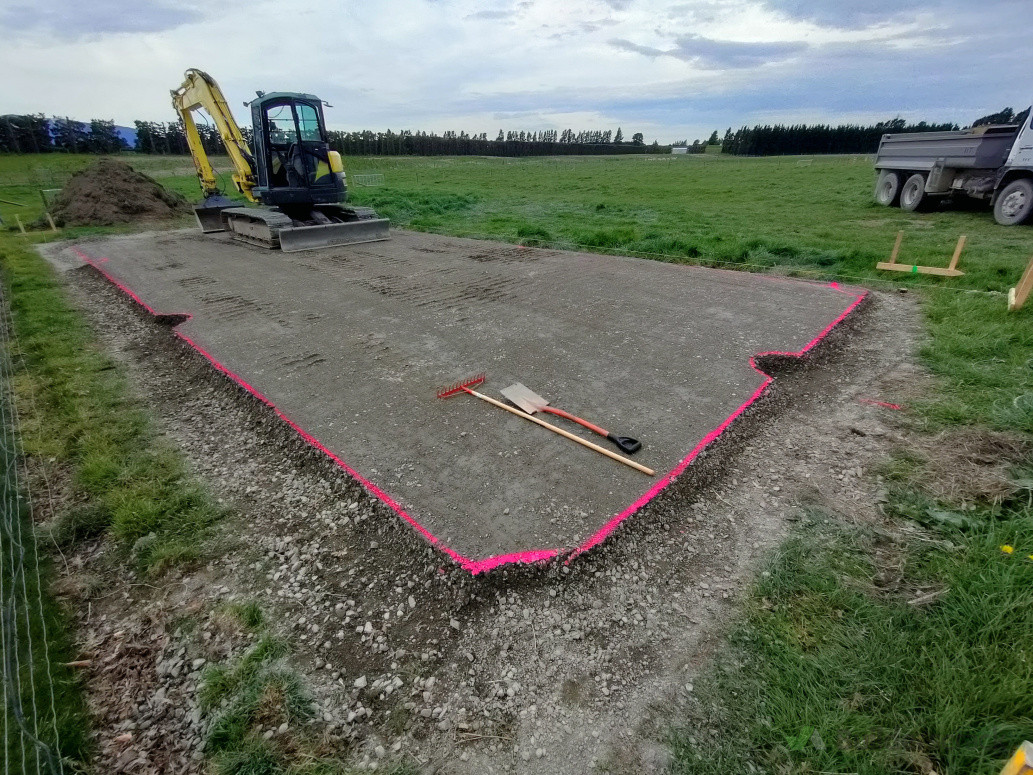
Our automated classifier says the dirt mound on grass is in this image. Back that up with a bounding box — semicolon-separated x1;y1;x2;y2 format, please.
50;159;190;227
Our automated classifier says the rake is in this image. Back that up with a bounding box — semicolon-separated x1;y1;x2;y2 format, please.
437;374;654;476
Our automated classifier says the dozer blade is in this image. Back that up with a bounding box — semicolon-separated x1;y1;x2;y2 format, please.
277;218;391;253
193;196;236;233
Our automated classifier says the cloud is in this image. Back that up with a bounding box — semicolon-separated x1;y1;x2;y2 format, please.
759;0;1018;29
761;0;916;28
0;0;1030;147
0;0;202;37
610;34;806;68
465;9;514;20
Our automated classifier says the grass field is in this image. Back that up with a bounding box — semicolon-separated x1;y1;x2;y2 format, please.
2;151;1032;774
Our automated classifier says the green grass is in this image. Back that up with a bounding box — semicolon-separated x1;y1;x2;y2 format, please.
0;445;91;769
340;154;1033;433
2;151;1032;773
198;620;416;775
670;504;1033;775
0;235;224;570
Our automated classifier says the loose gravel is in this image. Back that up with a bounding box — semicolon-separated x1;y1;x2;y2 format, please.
54;264;921;774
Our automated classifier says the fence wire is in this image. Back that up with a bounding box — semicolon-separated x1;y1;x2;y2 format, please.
0;281;63;775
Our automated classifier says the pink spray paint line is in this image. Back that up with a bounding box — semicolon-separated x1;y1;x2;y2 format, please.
70;246;865;574
858;397;903;410
69;246;558;574
568;281;867;561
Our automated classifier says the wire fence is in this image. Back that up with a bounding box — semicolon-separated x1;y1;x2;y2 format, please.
0;281;65;774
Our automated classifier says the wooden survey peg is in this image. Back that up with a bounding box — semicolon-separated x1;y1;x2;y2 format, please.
1008;255;1033;311
876;231;966;277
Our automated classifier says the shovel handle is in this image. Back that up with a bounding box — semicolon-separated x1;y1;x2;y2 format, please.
464;388;655;476
540;406;609;437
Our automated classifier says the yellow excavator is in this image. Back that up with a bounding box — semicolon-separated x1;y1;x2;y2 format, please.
171;68;389;252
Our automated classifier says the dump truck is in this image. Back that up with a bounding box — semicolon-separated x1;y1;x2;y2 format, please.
873;107;1033;225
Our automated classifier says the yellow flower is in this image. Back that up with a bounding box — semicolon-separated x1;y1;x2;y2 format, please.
1000;545;1015;554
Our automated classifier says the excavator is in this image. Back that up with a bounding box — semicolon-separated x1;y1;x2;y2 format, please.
171;68;389;252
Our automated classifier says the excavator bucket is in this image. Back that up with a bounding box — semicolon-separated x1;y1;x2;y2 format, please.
277;217;390;253
193;195;236;233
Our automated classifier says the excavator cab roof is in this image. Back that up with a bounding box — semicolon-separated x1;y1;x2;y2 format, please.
252;91;322;108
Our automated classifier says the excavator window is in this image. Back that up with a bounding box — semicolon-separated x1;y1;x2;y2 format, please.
260;98;328;190
265;104;298;146
297;103;322;141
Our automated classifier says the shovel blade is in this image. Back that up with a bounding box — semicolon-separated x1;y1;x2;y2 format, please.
500;383;550;415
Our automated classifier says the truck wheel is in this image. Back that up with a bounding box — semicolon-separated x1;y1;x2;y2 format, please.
900;173;928;212
994;178;1033;225
874;170;903;206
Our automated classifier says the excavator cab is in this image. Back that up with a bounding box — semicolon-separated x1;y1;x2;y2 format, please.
250;94;346;208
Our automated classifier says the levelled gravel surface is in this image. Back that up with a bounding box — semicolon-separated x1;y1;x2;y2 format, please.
54;263;921;774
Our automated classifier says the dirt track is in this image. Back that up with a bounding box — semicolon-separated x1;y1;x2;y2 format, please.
44;234;922;774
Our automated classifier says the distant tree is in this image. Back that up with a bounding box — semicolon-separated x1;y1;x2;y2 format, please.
85;119;126;154
614;127;623;144
631;132;644;145
0;114;53;153
972;107;1014;127
51;117;89;152
134;120;156;153
708;130;720;145
496;129;504;141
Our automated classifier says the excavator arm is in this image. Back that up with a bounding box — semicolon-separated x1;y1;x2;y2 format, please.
171;69;258;204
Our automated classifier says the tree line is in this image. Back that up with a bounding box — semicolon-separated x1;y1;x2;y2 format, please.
327;128;658;156
718;118;960;156
0;114;126;154
0;113;661;157
4;109;1026;159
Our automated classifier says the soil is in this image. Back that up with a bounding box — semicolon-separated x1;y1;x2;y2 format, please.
49;159;190;227
43;257;927;774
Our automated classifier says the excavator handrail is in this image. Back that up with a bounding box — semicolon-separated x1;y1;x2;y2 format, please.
171;68;259;203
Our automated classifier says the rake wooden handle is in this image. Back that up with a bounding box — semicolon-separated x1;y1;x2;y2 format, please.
464;388;655;476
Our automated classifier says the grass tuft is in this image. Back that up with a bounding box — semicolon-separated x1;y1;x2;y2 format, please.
670;510;1033;775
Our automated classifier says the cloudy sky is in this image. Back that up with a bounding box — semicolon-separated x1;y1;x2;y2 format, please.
1;0;1030;143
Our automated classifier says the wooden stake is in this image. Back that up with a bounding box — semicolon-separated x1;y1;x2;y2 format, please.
876;232;965;277
13;214;27;235
947;235;966;273
45;212;58;232
1008;254;1033;312
887;230;903;265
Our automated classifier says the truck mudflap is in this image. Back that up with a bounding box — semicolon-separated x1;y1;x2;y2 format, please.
277;218;391;253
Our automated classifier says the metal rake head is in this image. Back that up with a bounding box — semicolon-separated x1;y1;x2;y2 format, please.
436;373;486;399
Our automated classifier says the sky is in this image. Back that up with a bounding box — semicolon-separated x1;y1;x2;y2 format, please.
1;0;1031;143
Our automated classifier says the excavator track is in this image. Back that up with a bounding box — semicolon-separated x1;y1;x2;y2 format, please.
221;206;390;252
221;208;295;249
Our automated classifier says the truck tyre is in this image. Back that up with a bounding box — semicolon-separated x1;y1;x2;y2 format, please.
900;173;928;212
874;170;903;206
993;178;1033;225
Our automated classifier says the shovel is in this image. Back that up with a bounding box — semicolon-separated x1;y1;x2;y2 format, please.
500;383;642;454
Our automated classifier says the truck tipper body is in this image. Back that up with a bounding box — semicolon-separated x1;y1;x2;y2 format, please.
873;107;1033;225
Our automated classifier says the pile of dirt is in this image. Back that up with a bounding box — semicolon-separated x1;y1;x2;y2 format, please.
50;159;190;227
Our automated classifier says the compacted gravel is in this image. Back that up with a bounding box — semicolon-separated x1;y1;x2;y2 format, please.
52;261;921;774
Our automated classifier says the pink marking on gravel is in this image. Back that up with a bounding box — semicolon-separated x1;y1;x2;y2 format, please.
568;281;867;561
70;246;558;574
858;397;903;410
71;246;863;575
